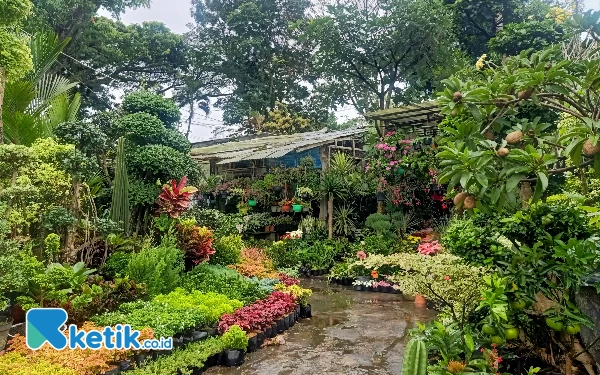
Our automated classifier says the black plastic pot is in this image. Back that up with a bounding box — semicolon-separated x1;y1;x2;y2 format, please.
206;353;219;367
257;331;265;348
392;288;402;294
192;366;204;375
192;330;208;342
173;336;185;348
354;285;364;291
423;137;432;146
277;318;286;333
223;349;245;367
270;322;278;337
247;333;259;353
265;326;273;338
288;313;295;327
207;326;218;337
221;191;229;199
376;192;386;201
366;286;373;292
273;186;283;193
300;304;312;318
103;367;120;375
382;286;391;293
134;353;150;367
373;286;381;293
119;360;131;371
183;335;194;345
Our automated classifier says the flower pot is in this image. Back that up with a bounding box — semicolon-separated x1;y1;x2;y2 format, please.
183;335;194;345
300;304;312;318
207;326;218;337
376;192;386;201
277;318;286;333
426;300;437;310
423;137;432;146
247;332;259;353
273;185;283;193
392;288;402;294
300;193;309;200
356;276;370;282
271;205;280;213
0;317;13;351
270;322;278;337
103;367;120;375
295;305;301;318
257;331;265;348
173;336;185;348
292;204;303;212
221;191;229;199
223;349;245;367
120;360;132;371
265;326;273;339
373;286;381;293
415;294;427;306
281;204;292;212
248;199;257;207
396;167;405;175
382;286;391;293
302;206;309;212
354;285;364;291
134;353;150;367
192;330;208;342
288;313;295;327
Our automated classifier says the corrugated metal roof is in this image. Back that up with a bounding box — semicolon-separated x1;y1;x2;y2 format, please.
364;101;442;127
191;128;366;163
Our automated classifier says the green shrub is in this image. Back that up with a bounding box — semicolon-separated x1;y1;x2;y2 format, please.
43;233;61;262
265;240;305;269
126;238;183;297
122;90;181;128
103;251;132;277
210;234;243;266
181;263;268;305
442;214;505;265
222;325;248;351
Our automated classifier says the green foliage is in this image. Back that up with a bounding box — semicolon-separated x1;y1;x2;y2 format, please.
43;233;61;262
0;0;33;26
41;206;75;232
103;251;132;278
128;144;199;184
265;240;305;269
126;238;184;297
0;239;42;296
181;263;268;305
54;121;108;157
111;137;130;233
0;23;33;82
262;102;313;134
442;214;506;265
402;339;427;375
210;234;243;266
222;325;248;351
489;19;568;56
115;112;165;146
122;90;181;128
365;214;393;237
0;352;78;375
333;204;357;237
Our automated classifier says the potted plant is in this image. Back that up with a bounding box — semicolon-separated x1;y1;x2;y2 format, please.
297;186;313;200
279;199;292;213
291;197;303;213
376;178;387;201
222;325;248;367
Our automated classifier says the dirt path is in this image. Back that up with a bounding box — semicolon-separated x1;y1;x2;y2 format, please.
205;278;436;375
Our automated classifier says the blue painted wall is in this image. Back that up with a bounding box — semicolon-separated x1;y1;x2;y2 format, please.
267;148;322;169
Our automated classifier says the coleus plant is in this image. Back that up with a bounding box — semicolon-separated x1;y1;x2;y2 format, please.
156;176;198;218
218;291;296;333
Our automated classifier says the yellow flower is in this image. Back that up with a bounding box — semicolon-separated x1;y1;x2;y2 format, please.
546;6;571;23
475;54;487;70
447;360;466;374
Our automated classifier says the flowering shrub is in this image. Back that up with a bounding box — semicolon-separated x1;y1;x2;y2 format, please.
176;222;215;264
218;291;297;333
352;280;373;287
372;281;391;288
417;240;441;256
277;273;299;286
356;250;367;259
274;284;312;305
156;176;198;218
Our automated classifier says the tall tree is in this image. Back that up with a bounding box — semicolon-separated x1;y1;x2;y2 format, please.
0;0;34;143
191;0;316;126
304;0;465;118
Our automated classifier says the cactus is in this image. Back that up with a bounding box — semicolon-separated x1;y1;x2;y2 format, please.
402;339;427;375
111;137;130;234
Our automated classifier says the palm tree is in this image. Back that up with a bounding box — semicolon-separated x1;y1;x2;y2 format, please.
320;152;356;238
3;32;79;145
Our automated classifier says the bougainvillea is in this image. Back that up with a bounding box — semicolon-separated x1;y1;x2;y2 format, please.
156;176;198;218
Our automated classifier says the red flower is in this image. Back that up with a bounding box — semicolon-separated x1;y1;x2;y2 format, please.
443;275;451;281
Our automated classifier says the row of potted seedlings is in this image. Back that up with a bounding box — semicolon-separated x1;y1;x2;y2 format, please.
330;277;402;294
101;293;312;374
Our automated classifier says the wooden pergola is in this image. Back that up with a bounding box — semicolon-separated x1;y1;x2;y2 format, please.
364;100;443;137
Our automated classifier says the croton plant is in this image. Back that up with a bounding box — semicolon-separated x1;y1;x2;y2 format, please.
156;176;198;218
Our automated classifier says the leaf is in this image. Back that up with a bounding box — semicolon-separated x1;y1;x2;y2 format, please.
537;171;548;192
532;177;544;203
506;174;525;192
460;172;473;189
465;333;475;352
594;154;600;177
468;103;482;121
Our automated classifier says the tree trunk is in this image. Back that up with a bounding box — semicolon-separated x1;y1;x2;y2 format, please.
328;197;333;239
65;179;81;261
0;67;6;144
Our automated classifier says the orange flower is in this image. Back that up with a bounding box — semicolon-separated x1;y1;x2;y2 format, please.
447;360;466;374
371;270;379;279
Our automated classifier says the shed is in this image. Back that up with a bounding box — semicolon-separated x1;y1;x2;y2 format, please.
364;100;442;137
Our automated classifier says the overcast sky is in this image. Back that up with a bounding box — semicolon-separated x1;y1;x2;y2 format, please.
100;0;600;141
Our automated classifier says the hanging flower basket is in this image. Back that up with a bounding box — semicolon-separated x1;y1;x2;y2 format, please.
292;204;303;212
273;185;283;193
248;199;257;207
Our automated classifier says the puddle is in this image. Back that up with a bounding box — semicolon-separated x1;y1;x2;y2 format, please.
205;278;437;375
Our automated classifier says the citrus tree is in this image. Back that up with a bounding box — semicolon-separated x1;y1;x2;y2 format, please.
435;11;600;211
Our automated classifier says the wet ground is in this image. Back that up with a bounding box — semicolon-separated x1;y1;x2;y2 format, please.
205;278;436;375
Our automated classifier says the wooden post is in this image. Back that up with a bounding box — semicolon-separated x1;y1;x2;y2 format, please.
319;145;329;220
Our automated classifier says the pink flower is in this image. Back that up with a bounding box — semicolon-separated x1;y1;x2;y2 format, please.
356;251;367;259
390;147;396;151
443;276;451;281
386;167;391;170
418;241;441;256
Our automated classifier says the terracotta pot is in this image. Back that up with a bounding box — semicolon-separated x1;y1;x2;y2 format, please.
281;204;291;212
414;294;427;306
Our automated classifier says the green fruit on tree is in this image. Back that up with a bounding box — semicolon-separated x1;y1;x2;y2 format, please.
566;324;580;335
545;318;564;332
510;300;526;310
482;324;497;335
505;327;519;340
490;335;505;346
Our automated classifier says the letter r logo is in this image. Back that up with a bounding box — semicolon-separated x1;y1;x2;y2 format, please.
26;308;68;350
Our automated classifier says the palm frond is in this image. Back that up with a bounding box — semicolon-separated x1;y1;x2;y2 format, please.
27;32;71;83
31;74;78;113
